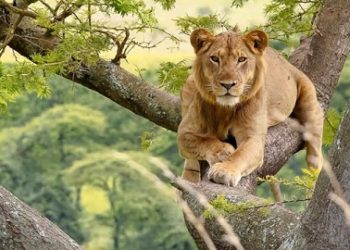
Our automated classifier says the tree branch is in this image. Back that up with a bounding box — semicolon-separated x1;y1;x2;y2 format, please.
0;186;82;250
182;181;299;250
0;0;37;18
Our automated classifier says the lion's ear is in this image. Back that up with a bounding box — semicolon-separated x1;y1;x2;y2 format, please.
244;30;268;54
190;29;214;54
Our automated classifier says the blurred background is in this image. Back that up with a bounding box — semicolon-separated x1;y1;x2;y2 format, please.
0;0;349;249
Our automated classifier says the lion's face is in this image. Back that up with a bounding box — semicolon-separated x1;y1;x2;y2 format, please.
191;29;268;107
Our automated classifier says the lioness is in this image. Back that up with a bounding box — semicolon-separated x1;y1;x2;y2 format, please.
177;28;323;186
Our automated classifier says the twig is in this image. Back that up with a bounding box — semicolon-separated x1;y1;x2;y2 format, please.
38;0;55;15
269;181;283;203
53;0;64;14
0;13;24;57
87;0;91;32
53;3;83;22
325;116;337;133
177;195;217;250
329;192;350;226
0;0;37;18
323;159;344;197
251;198;310;209
112;28;130;65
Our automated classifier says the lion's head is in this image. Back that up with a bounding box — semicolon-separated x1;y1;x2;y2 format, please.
190;28;268;107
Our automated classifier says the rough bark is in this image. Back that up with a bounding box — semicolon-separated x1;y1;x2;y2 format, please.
0;0;350;249
183;181;299;250
0;186;82;250
278;101;350;250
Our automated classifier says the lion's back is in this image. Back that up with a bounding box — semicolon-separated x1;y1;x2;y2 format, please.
264;48;300;126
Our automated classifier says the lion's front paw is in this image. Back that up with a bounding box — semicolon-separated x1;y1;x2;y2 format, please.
207;162;242;186
207;143;235;166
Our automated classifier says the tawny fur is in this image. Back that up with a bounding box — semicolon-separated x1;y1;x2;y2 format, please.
177;29;323;186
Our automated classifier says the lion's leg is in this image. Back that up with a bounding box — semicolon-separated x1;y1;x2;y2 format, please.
178;132;235;166
181;159;201;183
208;136;265;186
294;78;324;169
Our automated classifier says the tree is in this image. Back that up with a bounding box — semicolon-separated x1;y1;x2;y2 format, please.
0;104;107;243
0;0;350;249
65;150;194;250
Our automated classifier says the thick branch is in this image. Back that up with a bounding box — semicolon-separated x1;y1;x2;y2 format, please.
278;101;350;249
0;186;82;250
182;181;299;250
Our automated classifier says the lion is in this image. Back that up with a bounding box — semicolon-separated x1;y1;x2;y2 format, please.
177;28;323;186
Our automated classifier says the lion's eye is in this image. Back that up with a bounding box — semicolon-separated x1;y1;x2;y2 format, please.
210;56;220;63
238;57;247;63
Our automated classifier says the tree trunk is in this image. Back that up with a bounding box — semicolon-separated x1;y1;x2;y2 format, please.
0;186;82;250
278;102;350;250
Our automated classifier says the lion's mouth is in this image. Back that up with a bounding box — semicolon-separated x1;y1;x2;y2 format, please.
221;92;239;98
216;95;240;107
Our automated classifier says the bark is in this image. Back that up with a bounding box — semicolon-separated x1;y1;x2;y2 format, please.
0;0;350;249
182;181;299;250
0;186;82;250
278;101;350;250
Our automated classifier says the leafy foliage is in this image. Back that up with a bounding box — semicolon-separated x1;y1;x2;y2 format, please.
0;104;107;242
203;195;270;219
264;0;324;42
153;0;176;10
260;167;320;201
231;0;249;8
175;14;229;35
157;60;190;93
0;63;50;111
65;150;193;249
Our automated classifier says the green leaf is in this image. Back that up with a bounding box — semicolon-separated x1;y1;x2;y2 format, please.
323;108;342;145
153;0;176;10
157;60;190;93
175;14;228;35
231;0;249;8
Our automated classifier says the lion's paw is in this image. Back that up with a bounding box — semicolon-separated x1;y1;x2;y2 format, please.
207;143;235;166
207;162;242;186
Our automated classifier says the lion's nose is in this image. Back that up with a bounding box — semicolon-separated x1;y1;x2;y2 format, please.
220;81;237;90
